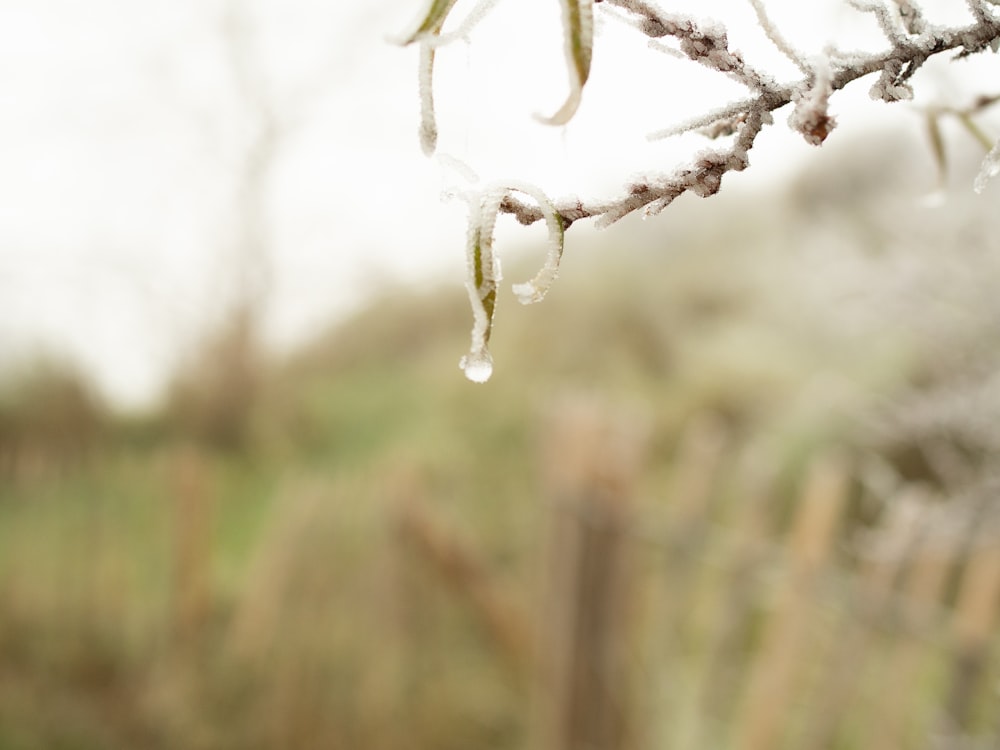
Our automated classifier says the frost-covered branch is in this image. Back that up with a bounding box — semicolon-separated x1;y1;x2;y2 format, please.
499;0;1000;231
396;0;1000;381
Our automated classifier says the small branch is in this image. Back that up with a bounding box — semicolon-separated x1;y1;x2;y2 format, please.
747;0;812;75
965;0;996;24
892;0;928;34
848;0;908;45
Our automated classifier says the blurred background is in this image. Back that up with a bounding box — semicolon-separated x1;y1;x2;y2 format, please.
2;0;1000;748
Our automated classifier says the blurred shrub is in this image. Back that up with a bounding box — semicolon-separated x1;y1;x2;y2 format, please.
0;360;108;479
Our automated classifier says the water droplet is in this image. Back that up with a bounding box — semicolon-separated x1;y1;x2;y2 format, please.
460;350;493;383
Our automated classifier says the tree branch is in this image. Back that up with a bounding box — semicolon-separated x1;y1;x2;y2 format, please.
498;2;1000;230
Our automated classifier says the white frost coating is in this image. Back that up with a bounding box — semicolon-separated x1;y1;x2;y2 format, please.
974;139;1000;193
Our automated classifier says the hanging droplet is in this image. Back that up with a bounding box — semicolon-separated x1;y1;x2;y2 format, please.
459;350;493;383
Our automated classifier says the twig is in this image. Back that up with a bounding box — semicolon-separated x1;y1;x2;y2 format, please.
748;0;812;75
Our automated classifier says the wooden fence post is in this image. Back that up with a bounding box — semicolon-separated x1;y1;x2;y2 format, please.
535;397;647;750
942;520;1000;741
394;495;534;678
733;454;848;750
861;520;953;749
801;484;932;750
169;445;214;646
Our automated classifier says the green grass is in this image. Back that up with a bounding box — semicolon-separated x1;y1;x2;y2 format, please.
1;173;998;749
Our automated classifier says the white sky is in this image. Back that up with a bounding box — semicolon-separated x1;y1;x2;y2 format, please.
0;0;993;407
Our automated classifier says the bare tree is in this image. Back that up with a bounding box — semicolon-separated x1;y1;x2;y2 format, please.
398;0;1000;381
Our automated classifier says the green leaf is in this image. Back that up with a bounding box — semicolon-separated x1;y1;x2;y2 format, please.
537;0;594;125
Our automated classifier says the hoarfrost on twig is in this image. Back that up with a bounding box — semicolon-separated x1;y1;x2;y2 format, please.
410;0;1000;230
847;0;908;44
398;0;1000;380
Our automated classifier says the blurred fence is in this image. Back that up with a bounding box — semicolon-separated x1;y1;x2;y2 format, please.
398;403;1000;750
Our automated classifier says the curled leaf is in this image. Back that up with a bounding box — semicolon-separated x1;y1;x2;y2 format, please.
537;0;594;125
504;182;565;305
397;0;460;157
459;190;504;383
458;182;565;382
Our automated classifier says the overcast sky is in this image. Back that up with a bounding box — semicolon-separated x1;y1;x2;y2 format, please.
0;0;992;407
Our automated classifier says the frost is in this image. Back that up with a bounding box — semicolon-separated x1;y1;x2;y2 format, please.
974;138;1000;193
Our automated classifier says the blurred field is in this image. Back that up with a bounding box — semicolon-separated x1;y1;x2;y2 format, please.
2;140;1000;749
